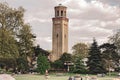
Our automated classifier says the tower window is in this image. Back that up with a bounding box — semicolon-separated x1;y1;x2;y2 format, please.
61;11;63;16
57;11;59;16
56;34;58;37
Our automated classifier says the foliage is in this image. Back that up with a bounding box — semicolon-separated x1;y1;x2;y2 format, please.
34;45;50;57
87;39;106;74
0;2;35;72
51;53;73;70
0;2;24;31
72;57;87;74
17;24;34;57
109;30;120;55
0;57;16;71
51;60;64;69
72;43;89;59
16;57;29;73
0;28;19;58
37;54;50;74
99;43;120;70
60;53;73;62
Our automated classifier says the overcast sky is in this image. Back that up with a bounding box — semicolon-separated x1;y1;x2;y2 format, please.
0;0;120;52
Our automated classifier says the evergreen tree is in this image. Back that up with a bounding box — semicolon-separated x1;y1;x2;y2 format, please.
87;39;106;74
73;57;87;74
37;54;50;74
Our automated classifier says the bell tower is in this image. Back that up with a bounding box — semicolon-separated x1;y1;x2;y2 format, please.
51;4;69;62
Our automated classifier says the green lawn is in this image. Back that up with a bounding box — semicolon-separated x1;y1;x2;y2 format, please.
14;74;118;80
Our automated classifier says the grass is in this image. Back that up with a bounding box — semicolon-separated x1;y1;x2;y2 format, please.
14;74;119;80
14;74;68;80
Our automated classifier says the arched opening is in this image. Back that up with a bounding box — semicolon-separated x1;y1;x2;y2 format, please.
57;11;59;16
61;11;63;16
56;34;58;38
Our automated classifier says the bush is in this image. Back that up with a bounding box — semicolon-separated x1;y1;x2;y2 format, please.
0;58;16;71
71;57;88;74
51;60;64;69
16;57;29;73
73;68;88;74
37;54;50;74
51;53;73;71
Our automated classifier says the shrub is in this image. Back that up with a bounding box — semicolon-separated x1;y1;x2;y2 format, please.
16;57;29;73
37;54;50;74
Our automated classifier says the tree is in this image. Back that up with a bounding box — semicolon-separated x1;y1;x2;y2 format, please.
16;57;29;73
17;24;35;68
0;2;34;58
0;57;17;71
72;43;89;59
72;57;87;74
37;54;50;74
109;30;120;55
0;2;24;31
34;45;50;57
51;53;73;70
60;53;73;62
0;28;19;58
18;24;34;57
52;60;64;69
99;43;120;72
87;39;106;74
0;2;35;72
71;43;89;73
0;2;24;58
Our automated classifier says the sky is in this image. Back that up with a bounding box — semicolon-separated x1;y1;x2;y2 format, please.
0;0;120;52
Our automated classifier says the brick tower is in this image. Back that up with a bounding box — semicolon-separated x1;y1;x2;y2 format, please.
51;4;69;62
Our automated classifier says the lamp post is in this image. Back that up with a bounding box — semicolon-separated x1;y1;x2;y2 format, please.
64;61;74;72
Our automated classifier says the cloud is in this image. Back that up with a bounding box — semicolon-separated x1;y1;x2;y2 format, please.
35;36;52;50
0;0;120;52
65;0;120;51
99;0;120;5
66;0;120;21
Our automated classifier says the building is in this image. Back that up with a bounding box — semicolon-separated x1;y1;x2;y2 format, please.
50;4;69;62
